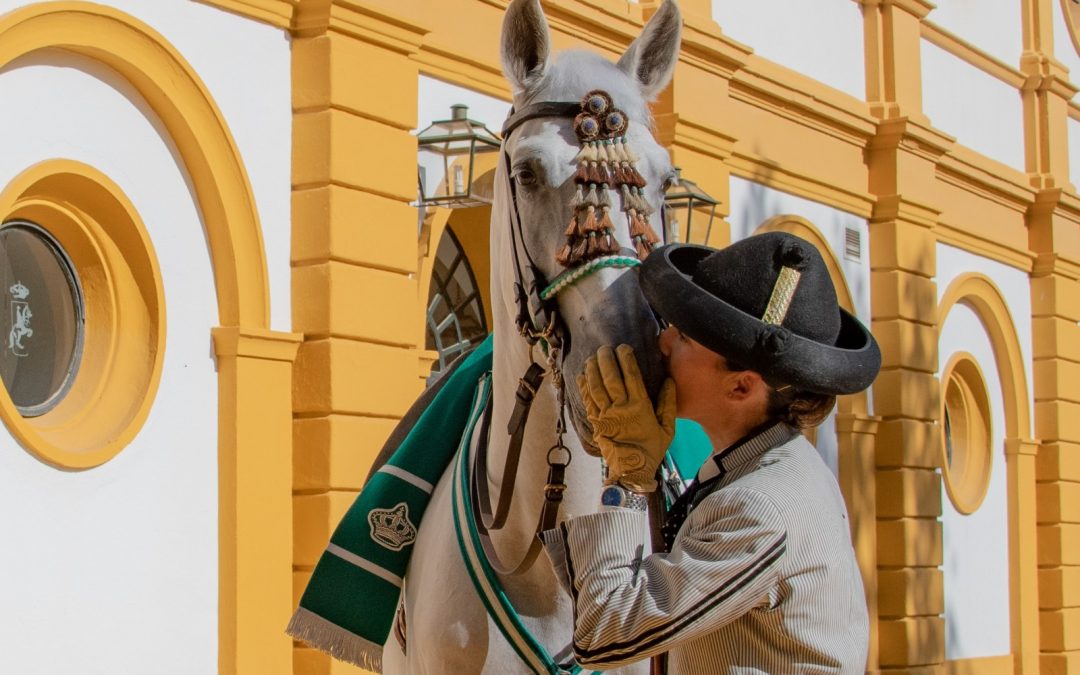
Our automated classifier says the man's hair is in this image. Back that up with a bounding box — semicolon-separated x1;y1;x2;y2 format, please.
723;356;836;430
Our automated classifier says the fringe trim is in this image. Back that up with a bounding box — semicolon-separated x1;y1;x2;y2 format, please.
287;607;384;672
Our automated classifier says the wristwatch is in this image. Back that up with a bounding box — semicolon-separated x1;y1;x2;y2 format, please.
600;484;649;511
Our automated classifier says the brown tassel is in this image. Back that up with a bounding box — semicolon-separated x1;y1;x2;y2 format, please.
581;205;600;233
628;211;647;239
565;215;580;238
574;163;590;184
588;162;605;185
585;232;600;258
629;166;647;189
600;229;620;255
598;206;615;232
556;242;573;267
571;236;589;262
633;236;650;259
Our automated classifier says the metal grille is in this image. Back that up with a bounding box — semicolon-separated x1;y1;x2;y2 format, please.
844;227;861;261
425;228;487;375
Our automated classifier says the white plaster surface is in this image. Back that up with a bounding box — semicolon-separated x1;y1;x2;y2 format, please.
0;0;294;333
937;302;1011;660
1053;1;1080;94
926;0;1023;66
710;0;865;101
727;177;874;472
0;40;226;675
935;241;1035;658
922;39;1026;172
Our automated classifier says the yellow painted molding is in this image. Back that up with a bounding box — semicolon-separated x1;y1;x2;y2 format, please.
1038;566;1080;609
873;369;941;421
293;338;422;415
871;270;937;324
877;517;943;567
194;0;295;29
292;261;417;345
872;319;938;373
0;160;165;470
1033;358;1080;404
1039;606;1080;651
212;326;303;362
0;2;270;329
294;414;398;492
943;655;1012;675
293;0;430;54
938;352;994;515
671;118;738;162
1036;441;1080;483
1036;481;1080;524
727;156;875;220
938;273;1033;439
1037;523;1080;566
877;615;946;667
1031;274;1080;321
1005;438;1041;457
293;490;358;566
877;468;942;518
876;419;942;469
878;567;944;618
871;194;941;232
921;21;1026;89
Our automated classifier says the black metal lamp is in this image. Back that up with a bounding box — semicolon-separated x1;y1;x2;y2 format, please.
662;167;719;245
416;104;501;208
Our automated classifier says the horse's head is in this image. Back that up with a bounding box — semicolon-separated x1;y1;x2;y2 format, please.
497;0;682;451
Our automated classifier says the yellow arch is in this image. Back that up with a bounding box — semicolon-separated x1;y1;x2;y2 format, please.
0;1;269;328
937;273;1032;441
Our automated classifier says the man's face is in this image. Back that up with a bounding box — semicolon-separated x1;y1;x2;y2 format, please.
658;324;728;422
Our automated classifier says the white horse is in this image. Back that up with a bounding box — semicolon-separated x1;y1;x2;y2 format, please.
383;1;682;672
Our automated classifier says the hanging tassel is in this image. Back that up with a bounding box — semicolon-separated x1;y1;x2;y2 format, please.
628;210;647;239
599;229;620;255
633;236;651;259
574;162;590;184
598;205;615;232
564;214;580;238
585;231;600;258
597;183;612;209
569;184;585;210
571;236;589;263
556;243;573;267
588;161;605;185
581;205;600;233
585;184;599;208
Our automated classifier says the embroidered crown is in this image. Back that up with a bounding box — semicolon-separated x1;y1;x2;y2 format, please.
368;503;417;551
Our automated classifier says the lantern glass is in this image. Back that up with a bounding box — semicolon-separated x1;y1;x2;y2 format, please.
663;168;718;246
417;104;501;208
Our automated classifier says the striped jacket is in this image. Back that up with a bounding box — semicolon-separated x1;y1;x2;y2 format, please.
541;424;869;673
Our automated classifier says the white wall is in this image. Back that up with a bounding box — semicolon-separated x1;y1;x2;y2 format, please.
728;177;873;473
1053;2;1080;91
0;2;290;673
935;242;1035;660
926;0;1023;67
937;302;1011;660
710;0;865;101
922;40;1026;172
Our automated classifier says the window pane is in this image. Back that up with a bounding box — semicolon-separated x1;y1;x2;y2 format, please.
0;222;83;416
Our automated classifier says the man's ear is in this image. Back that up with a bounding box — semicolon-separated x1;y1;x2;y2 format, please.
728;370;765;401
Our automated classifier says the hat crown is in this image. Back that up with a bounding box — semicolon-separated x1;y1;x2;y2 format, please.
689;232;841;346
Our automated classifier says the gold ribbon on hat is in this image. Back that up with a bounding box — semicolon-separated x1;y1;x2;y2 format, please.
761;266;802;326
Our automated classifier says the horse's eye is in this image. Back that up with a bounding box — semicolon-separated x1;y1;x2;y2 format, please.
515;169;538;187
661;171;679;192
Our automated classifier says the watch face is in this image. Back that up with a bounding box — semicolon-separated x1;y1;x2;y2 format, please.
601;486;625;507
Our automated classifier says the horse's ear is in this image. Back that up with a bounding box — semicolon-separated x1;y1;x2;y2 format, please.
501;0;551;97
617;0;682;100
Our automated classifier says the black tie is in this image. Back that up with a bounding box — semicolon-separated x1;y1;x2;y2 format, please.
661;469;724;552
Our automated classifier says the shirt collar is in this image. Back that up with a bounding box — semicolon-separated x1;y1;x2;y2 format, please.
696;422;796;483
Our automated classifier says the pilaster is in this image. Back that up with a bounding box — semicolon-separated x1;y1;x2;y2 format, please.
289;6;430;674
868;113;948;672
1030;189;1080;674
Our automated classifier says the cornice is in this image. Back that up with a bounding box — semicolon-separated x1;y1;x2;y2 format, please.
294;0;430;54
854;0;935;20
871;194;940;229
936;146;1036;215
727;153;875;219
194;0;295;30
213;326;303;362
933;223;1036;273
677;12;752;79
670;117;737;161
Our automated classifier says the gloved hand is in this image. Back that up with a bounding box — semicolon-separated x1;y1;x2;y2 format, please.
577;344;676;493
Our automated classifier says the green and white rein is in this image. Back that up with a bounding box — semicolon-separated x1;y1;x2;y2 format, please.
540;254;642;301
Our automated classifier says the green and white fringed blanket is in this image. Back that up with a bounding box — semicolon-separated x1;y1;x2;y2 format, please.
287;336;495;671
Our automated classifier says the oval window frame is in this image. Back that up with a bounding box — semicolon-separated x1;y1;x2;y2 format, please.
939;352;994;514
1061;0;1080;56
0;160;165;469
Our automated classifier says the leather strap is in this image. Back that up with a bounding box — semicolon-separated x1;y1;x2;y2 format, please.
502;101;581;137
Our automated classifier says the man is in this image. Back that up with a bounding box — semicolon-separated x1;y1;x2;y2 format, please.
541;231;881;673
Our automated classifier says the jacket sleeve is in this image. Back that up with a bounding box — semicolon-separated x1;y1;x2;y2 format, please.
541;487;787;669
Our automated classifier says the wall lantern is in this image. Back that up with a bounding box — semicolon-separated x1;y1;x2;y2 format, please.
662;167;719;245
416;104;502;208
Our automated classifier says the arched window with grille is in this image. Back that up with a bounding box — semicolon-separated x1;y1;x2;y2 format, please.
425;228;487;373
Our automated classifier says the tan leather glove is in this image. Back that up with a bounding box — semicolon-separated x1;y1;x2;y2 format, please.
577;344;676;493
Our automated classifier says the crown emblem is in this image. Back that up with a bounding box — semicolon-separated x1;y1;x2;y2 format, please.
367;503;417;552
8;282;28;300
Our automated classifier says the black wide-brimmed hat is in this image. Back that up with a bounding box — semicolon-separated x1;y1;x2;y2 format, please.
640;232;881;395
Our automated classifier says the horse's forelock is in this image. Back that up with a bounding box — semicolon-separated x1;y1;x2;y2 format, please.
521;50;652;125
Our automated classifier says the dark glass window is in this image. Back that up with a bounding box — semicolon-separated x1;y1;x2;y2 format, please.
0;221;84;416
425;228;486;374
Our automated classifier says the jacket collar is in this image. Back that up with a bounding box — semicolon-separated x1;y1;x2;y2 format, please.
696;422;796;483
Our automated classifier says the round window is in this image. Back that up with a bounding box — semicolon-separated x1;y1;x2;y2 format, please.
1063;0;1080;56
939;353;992;514
0;221;83;416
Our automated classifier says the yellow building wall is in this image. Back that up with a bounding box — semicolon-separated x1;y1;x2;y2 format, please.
195;1;1080;673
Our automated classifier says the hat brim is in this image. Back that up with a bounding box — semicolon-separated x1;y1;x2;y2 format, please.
641;243;881;395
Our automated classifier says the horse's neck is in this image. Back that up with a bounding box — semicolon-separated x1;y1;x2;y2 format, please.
486;312;603;540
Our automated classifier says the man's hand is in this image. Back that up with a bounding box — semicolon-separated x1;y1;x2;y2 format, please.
577;344;676;493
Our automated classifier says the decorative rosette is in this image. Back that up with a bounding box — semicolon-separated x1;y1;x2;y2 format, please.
557;89;661;268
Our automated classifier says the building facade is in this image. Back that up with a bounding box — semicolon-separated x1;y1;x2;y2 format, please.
0;0;1076;674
